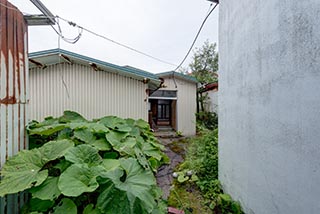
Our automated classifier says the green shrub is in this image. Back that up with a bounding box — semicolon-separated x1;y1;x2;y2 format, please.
196;111;218;131
180;129;218;181
174;129;243;213
0;111;168;214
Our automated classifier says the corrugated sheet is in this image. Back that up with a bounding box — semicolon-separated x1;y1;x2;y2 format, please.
159;76;197;136
0;0;28;212
29;63;148;121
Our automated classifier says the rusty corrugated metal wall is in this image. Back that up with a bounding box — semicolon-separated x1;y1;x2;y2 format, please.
0;0;28;213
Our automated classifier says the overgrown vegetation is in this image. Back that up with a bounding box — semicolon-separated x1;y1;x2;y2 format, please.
168;129;243;214
196;111;218;131
0;111;169;214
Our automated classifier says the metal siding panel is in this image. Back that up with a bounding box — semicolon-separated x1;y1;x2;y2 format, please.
0;106;7;166
0;1;28;212
29;63;148;121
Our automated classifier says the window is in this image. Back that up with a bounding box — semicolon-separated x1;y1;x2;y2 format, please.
157;100;171;120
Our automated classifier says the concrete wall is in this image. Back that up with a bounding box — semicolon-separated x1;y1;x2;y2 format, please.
29;63;148;121
160;76;197;136
219;1;320;214
205;90;218;113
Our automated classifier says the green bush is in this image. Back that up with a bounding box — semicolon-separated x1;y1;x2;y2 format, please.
196;111;218;131
0;111;168;214
175;129;244;213
180;129;218;181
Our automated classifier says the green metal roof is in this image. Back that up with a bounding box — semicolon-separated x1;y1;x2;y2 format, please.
156;71;198;83
29;49;160;82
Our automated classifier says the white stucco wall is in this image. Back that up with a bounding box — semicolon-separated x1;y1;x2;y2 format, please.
206;90;218;114
160;76;197;136
29;63;148;121
219;1;320;214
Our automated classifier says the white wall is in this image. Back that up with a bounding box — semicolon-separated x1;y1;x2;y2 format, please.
29;63;148;121
206;90;218;113
219;1;320;214
160;76;197;136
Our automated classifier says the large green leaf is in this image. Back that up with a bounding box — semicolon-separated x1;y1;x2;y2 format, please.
0;139;74;197
28;198;55;212
58;164;99;197
64;144;102;166
113;124;132;133
29;177;60;200
135;147;150;170
135;119;150;130
0;154;47;196
110;136;137;156
52;198;77;214
73;128;96;143
59;110;87;123
105;130;129;145
84;204;102;214
28;124;66;136
88;123;109;134
99;116;126;129
101;159;120;171
97;158;156;213
141;143;162;161
91;138;112;151
39;139;74;161
97;181;131;214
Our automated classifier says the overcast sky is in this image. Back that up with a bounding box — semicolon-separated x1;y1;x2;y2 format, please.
10;0;219;73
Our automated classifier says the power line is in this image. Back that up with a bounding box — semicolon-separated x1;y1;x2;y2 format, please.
174;2;219;71
2;1;217;69
51;17;83;44
56;16;178;67
0;1;177;67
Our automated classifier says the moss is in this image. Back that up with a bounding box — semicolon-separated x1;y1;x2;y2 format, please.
168;182;213;214
167;138;189;155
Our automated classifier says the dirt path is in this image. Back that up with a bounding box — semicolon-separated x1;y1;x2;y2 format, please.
156;137;187;200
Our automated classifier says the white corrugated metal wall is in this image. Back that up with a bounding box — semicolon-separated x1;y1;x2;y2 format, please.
29;63;148;121
159;76;197;136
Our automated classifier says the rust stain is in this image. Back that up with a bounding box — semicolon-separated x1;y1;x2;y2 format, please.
0;96;17;104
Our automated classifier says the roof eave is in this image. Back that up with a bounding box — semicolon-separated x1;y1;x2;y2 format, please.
29;49;161;86
156;71;198;84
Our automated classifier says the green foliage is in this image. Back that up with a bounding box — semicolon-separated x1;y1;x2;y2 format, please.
180;129;218;181
189;40;218;85
170;130;244;213
196;111;218;131
218;194;243;214
0;111;169;214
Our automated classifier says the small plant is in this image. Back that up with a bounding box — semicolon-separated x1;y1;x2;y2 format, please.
0;111;169;213
172;169;199;183
176;131;183;137
218;194;243;214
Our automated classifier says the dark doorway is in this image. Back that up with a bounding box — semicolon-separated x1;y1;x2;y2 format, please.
157;100;171;126
149;99;177;130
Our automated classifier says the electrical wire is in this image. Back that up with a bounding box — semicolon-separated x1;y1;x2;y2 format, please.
2;1;217;70
174;2;219;71
56;33;70;98
56;16;177;67
50;17;83;44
